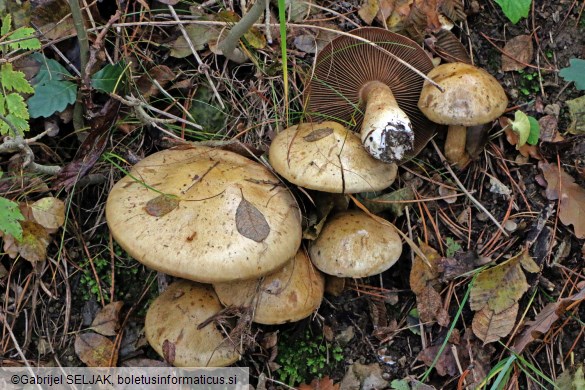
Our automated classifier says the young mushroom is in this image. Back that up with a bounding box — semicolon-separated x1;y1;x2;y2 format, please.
308;210;403;278
305;27;438;163
106;145;302;283
269;121;397;193
213;249;325;325
417;62;508;166
144;280;240;367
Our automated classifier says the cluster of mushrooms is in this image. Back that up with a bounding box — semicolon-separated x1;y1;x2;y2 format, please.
105;27;507;368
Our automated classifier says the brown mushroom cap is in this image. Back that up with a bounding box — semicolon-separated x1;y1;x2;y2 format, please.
106;145;302;283
213;250;325;325
144;280;240;367
309;210;402;278
269;121;397;193
304;27;438;160
418;62;508;126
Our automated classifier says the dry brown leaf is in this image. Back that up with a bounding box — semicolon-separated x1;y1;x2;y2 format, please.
91;301;123;337
513;285;585;353
303;127;334;142
539;162;585;238
501;35;534;71
15;221;51;263
472;304;518;344
538;115;562;142
299;376;340;390
417;343;459;377
144;194;179;217
74;333;118;367
236;197;270;242
410;242;450;326
358;0;381;25
136;65;176;99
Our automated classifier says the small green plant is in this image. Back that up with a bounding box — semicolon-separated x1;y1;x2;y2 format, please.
445;237;462;258
277;331;344;386
0;14;40;135
517;69;540;97
493;0;531;24
0;195;24;240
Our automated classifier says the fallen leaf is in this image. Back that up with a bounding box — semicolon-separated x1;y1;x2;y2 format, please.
538;114;561;142
145;194;179;217
472;304;518;344
539;162;585;238
566;95;585;134
513;285;585;353
358;0;381;25
360;187;415;216
555;364;585;390
170;24;219;58
91;301;123;337
135;65;175;99
410;242;450;326
303;127;334;142
501;35;533;71
417;344;460;377
31;197;65;229
236;197;270;242
15;221;51;263
162;339;176;364
299;376;340;390
74;332;118;367
502;118;543;159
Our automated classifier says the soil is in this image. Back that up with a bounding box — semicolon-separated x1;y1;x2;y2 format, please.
1;0;584;389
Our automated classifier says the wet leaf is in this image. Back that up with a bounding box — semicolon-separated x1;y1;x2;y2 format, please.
145;194;179;217
31;197;65;229
299;376;340;390
566;95;585;134
514;285;585;353
501;35;533;71
235;197;270;242
539;162;585;238
472;304;518;344
91;301;123;337
16;221;51;263
74;332;118;367
303;126;333;142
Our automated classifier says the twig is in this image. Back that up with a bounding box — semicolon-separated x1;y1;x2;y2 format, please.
431;140;509;237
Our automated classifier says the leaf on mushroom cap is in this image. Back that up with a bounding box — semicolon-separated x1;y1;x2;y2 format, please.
144;281;240;367
106;145;302;283
418;62;508;126
308;210;403;278
304;27;437;160
269;121;397;193
213;249;325;325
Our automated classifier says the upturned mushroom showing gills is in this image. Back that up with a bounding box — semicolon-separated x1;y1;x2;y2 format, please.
269;121;397;193
417;62;508;166
305;27;437;163
105;145;302;283
213;249;325;325
309;210;402;278
144;280;240;367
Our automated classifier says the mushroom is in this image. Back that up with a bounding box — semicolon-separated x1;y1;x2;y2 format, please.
308;210;402;278
304;27;438;163
269;121;397;193
213;249;325;325
417;62;508;166
106;145;302;283
144;280;240;367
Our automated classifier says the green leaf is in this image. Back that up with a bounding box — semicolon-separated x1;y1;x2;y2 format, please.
559;58;585;91
5;92;29;119
526;115;540;145
4;113;29;134
28;79;77;118
510;110;531;147
0;63;34;93
493;0;531;24
0;197;24;241
6;27;41;51
390;379;410;390
1;14;11;36
31;52;72;85
91;62;125;93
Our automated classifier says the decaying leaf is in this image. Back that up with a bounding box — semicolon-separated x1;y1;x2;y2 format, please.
135;65;176;99
409;242;449;327
91;301;124;337
74;332;118;367
469;249;539;343
555;365;585;390
417;342;460;377
236;197;270;242
170;24;220;58
539;162;585;238
13;221;51;262
145;194;179;217
298;376;340;390
501;35;533;71
358;0;381;25
360;187;415;216
162;339;176;364
502;119;542;159
566;95;585;135
31;197;65;229
513;285;585;353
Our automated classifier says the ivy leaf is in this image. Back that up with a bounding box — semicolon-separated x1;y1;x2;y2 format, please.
0;63;34;93
559;59;585;91
28;79;77;118
493;0;531;24
91;62;125;93
0;197;25;241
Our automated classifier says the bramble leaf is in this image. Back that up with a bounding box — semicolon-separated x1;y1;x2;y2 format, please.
559;59;585;91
